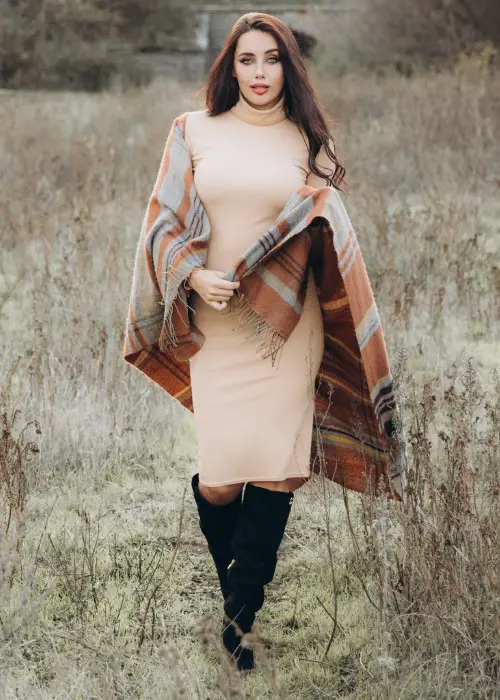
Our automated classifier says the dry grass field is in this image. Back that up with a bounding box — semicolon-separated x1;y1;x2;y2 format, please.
1;58;499;698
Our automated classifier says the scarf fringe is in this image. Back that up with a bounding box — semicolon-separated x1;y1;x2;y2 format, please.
158;268;195;353
158;301;177;353
225;292;286;367
157;274;287;367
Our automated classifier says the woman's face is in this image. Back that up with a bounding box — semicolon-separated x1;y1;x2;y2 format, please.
232;29;284;110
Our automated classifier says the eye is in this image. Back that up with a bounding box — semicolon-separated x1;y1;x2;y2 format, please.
240;56;280;65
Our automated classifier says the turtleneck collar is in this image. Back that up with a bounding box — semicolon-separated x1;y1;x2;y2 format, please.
230;89;286;126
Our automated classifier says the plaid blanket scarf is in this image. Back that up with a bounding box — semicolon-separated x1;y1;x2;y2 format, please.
123;112;407;501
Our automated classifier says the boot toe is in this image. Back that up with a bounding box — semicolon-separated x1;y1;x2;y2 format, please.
221;616;255;671
236;644;255;671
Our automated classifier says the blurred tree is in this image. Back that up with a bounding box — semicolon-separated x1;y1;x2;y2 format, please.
361;0;500;69
0;0;195;89
314;0;500;78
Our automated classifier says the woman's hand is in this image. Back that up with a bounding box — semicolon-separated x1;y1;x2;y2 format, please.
187;269;240;311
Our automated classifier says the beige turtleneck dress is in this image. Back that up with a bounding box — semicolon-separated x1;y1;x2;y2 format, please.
185;91;331;487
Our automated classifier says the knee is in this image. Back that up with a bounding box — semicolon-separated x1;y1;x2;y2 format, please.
199;482;244;506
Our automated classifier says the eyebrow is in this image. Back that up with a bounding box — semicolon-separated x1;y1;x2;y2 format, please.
238;49;279;57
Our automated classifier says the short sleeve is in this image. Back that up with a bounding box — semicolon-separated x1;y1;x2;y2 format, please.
305;139;336;189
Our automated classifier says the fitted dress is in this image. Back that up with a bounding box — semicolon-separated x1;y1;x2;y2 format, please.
185;90;332;487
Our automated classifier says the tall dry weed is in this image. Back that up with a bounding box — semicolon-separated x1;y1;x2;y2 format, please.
343;356;500;696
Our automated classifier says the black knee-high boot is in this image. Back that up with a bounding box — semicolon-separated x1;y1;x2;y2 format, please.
190;473;242;601
222;483;294;671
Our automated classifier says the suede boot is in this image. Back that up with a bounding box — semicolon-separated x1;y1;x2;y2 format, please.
190;473;242;601
222;482;294;671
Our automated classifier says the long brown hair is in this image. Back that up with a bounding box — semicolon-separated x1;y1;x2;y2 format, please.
200;12;346;192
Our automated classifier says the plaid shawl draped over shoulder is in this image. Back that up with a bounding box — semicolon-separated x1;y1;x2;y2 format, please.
123;112;407;502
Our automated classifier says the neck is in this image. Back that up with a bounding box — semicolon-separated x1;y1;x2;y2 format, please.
230;89;286;126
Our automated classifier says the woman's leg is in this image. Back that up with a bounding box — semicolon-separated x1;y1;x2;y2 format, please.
193;477;305;670
198;481;244;505
220;477;306;569
191;475;244;602
223;479;298;671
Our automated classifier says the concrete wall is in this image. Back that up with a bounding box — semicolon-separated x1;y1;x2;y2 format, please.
124;2;355;83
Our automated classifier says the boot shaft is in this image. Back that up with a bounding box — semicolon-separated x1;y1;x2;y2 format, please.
227;483;295;612
191;472;243;600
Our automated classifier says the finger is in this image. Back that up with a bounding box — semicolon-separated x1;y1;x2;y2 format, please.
214;279;240;289
209;288;236;300
214;270;236;282
209;300;227;311
209;282;239;294
207;290;235;301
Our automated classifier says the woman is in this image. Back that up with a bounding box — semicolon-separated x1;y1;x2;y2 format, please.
123;11;405;674
184;13;344;672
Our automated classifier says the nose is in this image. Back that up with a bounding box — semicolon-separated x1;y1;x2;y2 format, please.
255;62;266;78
